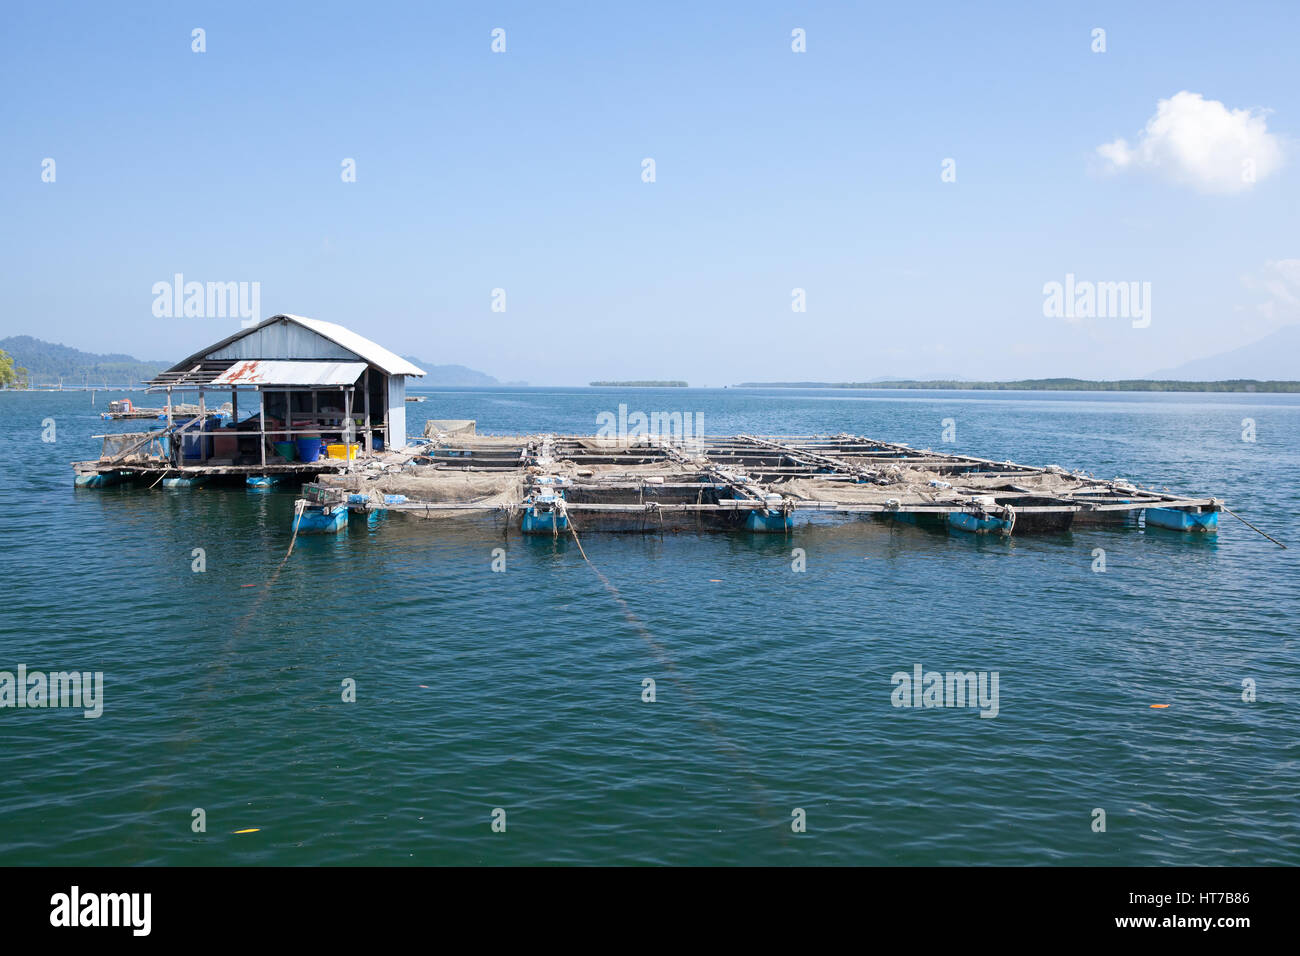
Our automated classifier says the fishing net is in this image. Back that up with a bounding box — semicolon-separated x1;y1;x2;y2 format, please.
422;419;477;439
99;432;166;461
316;470;526;516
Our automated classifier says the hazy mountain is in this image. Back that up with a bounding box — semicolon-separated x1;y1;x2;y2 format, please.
401;357;525;387
0;335;170;385
0;337;521;388
1150;324;1300;380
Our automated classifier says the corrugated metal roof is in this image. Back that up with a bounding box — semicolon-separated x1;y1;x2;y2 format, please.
210;360;368;386
161;314;427;378
283;315;426;377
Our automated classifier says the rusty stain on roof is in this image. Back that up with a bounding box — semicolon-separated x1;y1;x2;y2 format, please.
210;360;368;387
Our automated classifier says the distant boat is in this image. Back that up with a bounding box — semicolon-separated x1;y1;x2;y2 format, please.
102;398;163;420
406;396;426;402
100;399;229;420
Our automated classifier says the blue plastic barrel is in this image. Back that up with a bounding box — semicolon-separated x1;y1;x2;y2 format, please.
296;437;322;462
178;419;206;460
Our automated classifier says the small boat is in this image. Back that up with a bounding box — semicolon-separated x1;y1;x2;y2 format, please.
101;398;166;420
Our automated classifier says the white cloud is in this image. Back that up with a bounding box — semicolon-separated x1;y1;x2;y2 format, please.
1242;258;1300;322
1097;91;1283;194
1259;258;1300;307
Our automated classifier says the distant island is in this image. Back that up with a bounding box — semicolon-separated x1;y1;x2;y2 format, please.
590;380;688;387
735;379;1300;393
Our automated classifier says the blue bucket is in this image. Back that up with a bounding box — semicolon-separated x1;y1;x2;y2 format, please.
296;437;322;462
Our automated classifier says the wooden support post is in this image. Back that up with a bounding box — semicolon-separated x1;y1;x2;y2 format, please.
343;385;353;450
259;386;266;467
166;386;175;465
363;368;372;452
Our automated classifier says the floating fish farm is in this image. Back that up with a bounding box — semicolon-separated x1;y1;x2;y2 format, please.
66;315;1226;541
290;428;1223;538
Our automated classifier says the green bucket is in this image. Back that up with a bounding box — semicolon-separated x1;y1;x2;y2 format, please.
273;441;297;461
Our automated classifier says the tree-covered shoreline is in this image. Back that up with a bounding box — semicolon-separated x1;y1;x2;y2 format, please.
735;379;1300;393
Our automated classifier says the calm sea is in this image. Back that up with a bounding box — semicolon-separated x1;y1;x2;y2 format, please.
1;387;1297;865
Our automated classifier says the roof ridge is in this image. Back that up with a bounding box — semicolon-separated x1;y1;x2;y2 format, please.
160;314;426;378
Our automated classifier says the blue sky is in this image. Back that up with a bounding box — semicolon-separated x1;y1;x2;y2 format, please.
2;1;1297;384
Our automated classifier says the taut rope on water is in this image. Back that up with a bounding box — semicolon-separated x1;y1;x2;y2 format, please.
224;499;309;642
284;498;306;559
1222;506;1287;549
561;510;776;830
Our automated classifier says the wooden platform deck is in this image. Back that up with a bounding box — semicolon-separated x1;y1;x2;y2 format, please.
72;457;356;481
298;432;1223;536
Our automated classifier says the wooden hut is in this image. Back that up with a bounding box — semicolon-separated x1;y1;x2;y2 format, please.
144;314;425;466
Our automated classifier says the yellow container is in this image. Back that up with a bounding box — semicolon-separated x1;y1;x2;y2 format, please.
326;442;360;460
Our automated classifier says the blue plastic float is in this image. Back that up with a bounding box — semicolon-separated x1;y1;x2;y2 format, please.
1145;507;1219;532
296;505;347;533
946;511;1013;534
744;509;793;532
521;493;568;534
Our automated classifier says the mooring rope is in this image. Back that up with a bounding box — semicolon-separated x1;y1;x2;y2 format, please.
284;498;306;559
165;495;311;827
215;500;308;645
561;512;775;829
1222;506;1287;549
